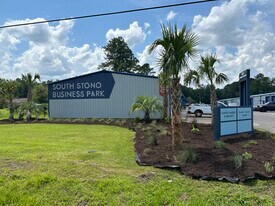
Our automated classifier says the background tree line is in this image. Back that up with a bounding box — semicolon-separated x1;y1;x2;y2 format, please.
182;73;275;104
0;75;48;109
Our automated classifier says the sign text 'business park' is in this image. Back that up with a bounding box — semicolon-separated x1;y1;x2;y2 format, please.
48;72;115;100
214;107;253;141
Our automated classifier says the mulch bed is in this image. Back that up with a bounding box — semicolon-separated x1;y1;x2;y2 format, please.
134;122;275;182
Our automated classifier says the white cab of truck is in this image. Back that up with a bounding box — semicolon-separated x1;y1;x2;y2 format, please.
188;102;227;117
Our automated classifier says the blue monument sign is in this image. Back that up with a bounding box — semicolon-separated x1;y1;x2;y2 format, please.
214;69;253;140
48;71;115;100
214;107;253;140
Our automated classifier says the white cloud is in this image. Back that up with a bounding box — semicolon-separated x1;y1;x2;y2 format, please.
5;18;74;46
106;21;148;48
192;0;275;82
166;11;178;21
0;19;104;80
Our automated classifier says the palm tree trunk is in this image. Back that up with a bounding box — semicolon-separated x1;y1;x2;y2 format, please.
27;87;32;102
163;87;168;119
144;110;150;122
171;77;183;149
210;85;217;126
8;99;14;122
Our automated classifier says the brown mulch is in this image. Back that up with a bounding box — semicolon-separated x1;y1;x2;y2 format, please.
134;122;275;182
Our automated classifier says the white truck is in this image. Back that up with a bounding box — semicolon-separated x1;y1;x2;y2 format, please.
188;102;227;117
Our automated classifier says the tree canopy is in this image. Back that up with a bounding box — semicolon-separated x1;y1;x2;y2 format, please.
99;37;139;73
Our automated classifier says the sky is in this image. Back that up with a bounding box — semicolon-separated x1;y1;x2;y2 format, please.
0;0;274;85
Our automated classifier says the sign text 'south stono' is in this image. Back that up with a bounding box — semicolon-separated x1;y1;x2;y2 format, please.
52;82;105;98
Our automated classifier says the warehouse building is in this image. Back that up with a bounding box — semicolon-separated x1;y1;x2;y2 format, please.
48;70;162;118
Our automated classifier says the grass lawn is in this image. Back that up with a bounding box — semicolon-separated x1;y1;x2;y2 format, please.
0;124;274;205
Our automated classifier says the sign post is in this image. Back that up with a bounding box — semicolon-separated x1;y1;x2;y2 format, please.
239;69;251;106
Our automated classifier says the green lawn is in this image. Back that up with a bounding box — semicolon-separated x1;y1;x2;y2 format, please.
0;124;274;205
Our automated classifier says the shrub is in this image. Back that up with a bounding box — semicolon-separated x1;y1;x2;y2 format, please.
232;154;243;169
243;140;257;148
191;117;198;129
130;96;163;122
263;162;274;173
143;148;153;156
242;152;252;160
191;124;199;132
147;136;157;146
214;141;226;149
177;148;198;164
134;116;141;123
272;156;275;164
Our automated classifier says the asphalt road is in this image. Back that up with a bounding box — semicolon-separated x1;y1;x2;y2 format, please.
253;111;275;133
183;111;275;133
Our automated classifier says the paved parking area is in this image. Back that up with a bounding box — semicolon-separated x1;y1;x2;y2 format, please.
253;111;275;133
182;110;275;133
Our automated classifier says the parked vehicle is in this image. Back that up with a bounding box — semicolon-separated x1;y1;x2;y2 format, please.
253;102;275;112
188;101;227;117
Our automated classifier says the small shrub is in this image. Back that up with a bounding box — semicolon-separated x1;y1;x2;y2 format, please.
191;118;198;129
177;148;197;164
214;141;226;149
143;148;153;156
263;162;274;173
243;140;257;148
232;154;243;169
261;130;275;139
104;118;113;125
272;156;275;164
242;152;252;160
147;136;157;146
191;124;199;132
150;120;157;126
98;118;104;123
134;117;141;123
158;129;168;136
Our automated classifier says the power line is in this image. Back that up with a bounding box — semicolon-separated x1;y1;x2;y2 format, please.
0;0;217;29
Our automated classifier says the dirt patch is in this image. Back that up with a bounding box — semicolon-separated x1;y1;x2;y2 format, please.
134;122;275;182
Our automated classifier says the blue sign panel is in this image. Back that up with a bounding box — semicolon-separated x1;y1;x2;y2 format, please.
220;108;237;121
48;72;115;99
221;122;237;136
237;108;251;120
238;120;252;133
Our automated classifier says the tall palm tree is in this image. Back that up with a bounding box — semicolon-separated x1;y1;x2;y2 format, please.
159;71;170;120
184;54;229;125
130;96;163;122
148;24;199;149
21;73;40;102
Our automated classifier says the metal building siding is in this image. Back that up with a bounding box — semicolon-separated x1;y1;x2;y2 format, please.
49;72;162;118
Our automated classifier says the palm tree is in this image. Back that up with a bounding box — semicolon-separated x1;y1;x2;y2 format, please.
159;71;170;120
148;24;199;149
130;96;163;122
184;54;229;125
21;73;40;102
